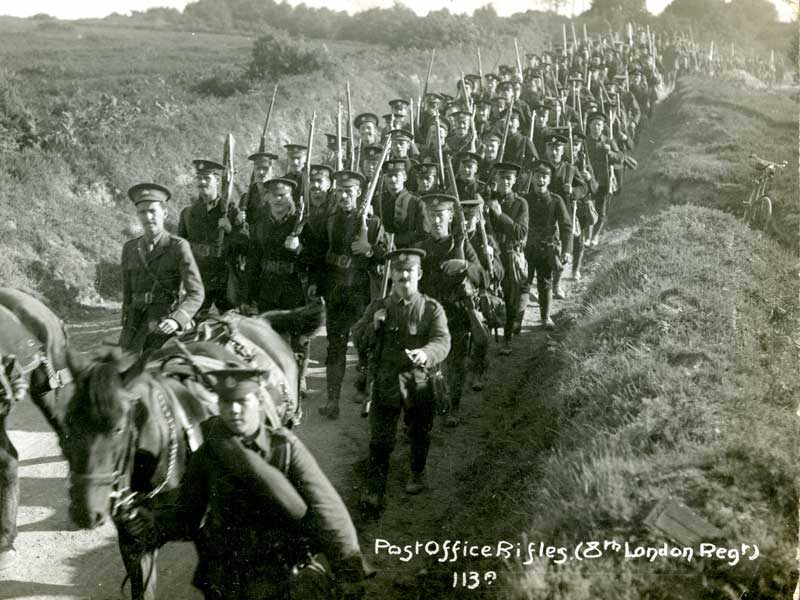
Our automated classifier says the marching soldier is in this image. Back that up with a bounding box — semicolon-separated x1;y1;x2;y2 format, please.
179;159;235;318
282;143;308;207
360;144;383;180
485;163;529;353
300;164;335;300
323;133;349;170
584;112;622;246
318;171;388;420
389;98;412;131
125;368;373;600
541;134;588;299
120;183;204;355
241;177;312;395
523;160;572;330
412;162;440;196
415;194;483;427
241;151;278;229
353;249;451;514
379;159;426;247
567;130;598;281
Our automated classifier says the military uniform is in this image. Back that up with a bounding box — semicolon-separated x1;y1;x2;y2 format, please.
179;160;235;317
415;195;483;424
146;369;369;600
486;163;529;345
378;160;426;248
584;112;622;244
523;161;573;327
352;249;451;510
319;171;388;419
120;184;205;355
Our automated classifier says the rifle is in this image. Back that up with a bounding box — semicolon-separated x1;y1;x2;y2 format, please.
568;122;578;236
459;69;472;113
346;81;355;170
291;111;316;237
444;156;466;260
219;133;235;247
477;47;484;90
498;96;514;162
513;38;523;80
571;22;578;54
421;49;436;132
433;110;446;186
351;137;392;247
361;231;395;418
248;84;279;190
336;101;343;172
562;24;568;57
409;98;416;138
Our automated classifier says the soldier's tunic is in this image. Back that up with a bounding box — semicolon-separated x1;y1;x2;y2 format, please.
352;292;451;499
502;131;537;171
152;418;365;600
241;182;268;230
119;232;204;354
523;190;572;317
487;191;529;336
178;198;233;315
244;212;305;312
378;188;426;248
324;211;387;403
414;235;482;414
299;197;334;299
584;133;622;222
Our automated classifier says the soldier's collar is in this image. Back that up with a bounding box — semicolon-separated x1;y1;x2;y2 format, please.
240;425;270;456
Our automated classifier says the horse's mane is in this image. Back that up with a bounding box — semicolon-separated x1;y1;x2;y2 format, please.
68;358;127;433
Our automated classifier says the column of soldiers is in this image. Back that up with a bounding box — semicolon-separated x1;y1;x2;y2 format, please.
115;28;662;593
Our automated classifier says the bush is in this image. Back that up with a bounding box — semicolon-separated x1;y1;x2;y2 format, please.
192;68;251;97
248;31;332;79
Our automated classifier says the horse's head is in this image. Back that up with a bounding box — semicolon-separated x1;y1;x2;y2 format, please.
63;349;142;529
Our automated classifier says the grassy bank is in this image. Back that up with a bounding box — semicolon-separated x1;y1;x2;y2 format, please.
617;73;799;249
441;206;797;599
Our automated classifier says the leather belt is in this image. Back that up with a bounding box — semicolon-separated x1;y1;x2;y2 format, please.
261;260;298;274
131;290;177;305
326;252;353;269
190;242;223;258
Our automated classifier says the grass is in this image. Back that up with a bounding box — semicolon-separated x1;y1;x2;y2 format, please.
619;74;799;249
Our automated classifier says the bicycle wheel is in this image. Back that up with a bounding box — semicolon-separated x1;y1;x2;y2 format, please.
743;188;758;224
751;195;773;231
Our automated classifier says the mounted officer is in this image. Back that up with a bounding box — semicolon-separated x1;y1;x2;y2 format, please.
119;183;204;355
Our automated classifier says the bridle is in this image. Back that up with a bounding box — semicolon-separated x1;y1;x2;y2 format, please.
70;381;179;519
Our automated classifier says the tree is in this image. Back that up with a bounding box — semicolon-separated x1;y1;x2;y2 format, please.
589;0;647;23
663;0;724;22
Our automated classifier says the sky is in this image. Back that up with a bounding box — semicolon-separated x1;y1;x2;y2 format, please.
0;0;796;21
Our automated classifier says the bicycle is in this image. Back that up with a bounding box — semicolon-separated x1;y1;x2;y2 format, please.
743;153;787;231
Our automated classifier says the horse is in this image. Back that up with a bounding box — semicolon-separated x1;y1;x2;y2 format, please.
62;306;324;600
0;287;76;570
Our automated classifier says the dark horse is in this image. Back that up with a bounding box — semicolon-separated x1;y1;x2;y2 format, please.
62;306;324;600
0;287;76;570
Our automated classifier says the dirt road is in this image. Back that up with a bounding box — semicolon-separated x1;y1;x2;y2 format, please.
2;263;599;599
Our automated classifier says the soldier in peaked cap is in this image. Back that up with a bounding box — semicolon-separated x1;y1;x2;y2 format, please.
282;143;308;207
542;133;590;299
318;170;388;419
446;110;483;157
242;151;279;229
127;366;373;600
389;98;411;131
300;164;335;300
483;73;499;100
120;183;204;355
352;248;451;514
485;162;528;352
388;128;414;161
473;99;492;138
478;132;502;183
179;159;236;319
522;159;572;331
415;194;483;427
411;161;440;196
499;107;537;172
379;158;426;248
360;144;384;180
323;133;349;171
455;151;489;203
242;177;313;395
584;112;622;247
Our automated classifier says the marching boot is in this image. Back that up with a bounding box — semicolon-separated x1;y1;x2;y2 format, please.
591;220;605;247
404;471;428;495
540;289;555;330
553;271;566;300
318;385;340;420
